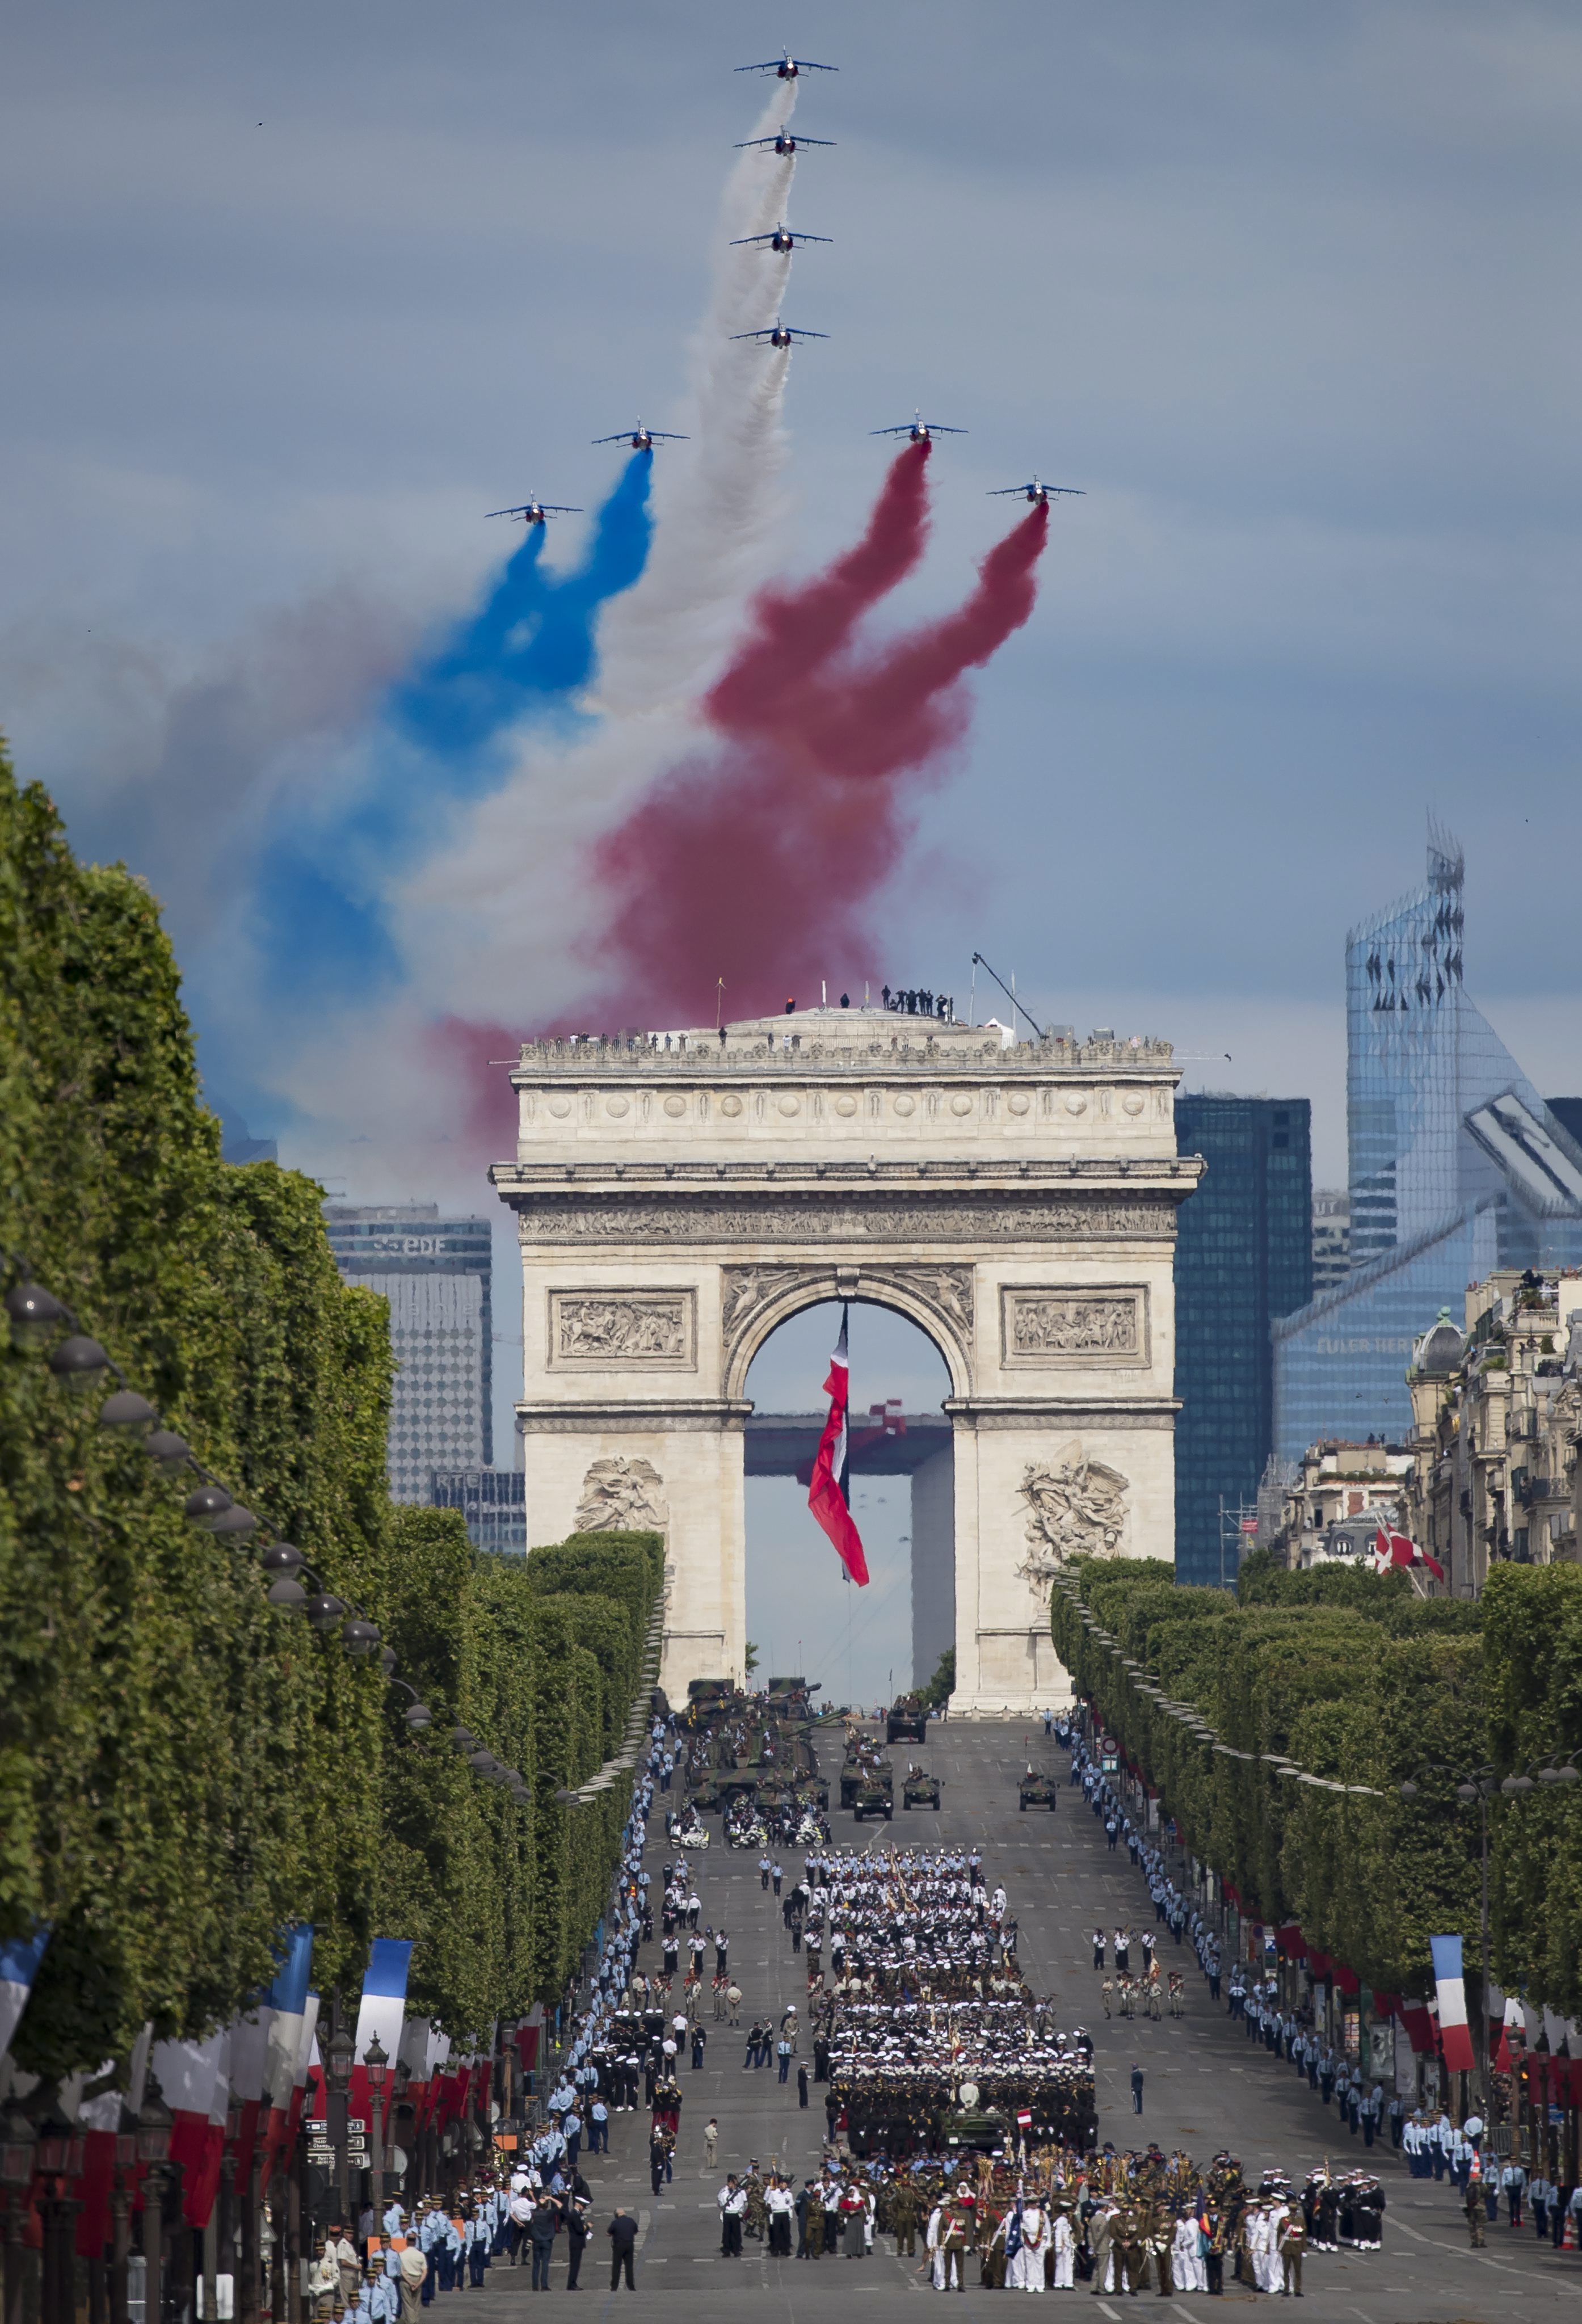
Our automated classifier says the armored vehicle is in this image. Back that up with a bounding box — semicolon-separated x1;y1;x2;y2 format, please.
1017;1767;1059;1811
902;1766;941;1809
885;1693;930;1745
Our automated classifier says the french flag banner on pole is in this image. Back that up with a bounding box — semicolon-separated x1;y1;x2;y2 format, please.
0;1923;49;2060
807;1306;869;1586
1430;1934;1477;2072
262;1925;314;2175
149;2028;228;2196
352;1938;413;2121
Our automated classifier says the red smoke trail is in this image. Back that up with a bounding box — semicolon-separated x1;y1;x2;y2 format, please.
706;440;932;736
588;479;1049;1028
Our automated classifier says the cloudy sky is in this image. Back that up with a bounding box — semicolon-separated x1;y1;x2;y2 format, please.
4;1;1579;1686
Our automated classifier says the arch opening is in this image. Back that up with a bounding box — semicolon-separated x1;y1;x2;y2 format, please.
742;1297;954;1712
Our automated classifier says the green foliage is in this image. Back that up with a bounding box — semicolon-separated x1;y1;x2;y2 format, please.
921;1647;956;1709
1051;1557;1483;1994
1483;1564;1582;2014
0;750;393;2075
0;750;662;2069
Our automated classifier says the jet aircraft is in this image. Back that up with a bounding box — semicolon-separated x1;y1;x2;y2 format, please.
988;477;1084;505
483;496;582;525
735;50;836;78
872;411;966;443
731;319;827;348
735;128;835;153
730;222;831;253
591;420;688;451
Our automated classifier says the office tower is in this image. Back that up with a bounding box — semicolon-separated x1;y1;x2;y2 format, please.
431;1468;527;1553
1273;832;1582;1457
323;1205;493;1503
1311;1190;1351;1295
1173;1096;1314;1588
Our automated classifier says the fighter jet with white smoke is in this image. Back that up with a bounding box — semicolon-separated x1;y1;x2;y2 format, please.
735;48;836;79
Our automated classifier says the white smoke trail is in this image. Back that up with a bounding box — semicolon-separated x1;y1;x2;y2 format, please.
381;76;821;1032
592;77;801;714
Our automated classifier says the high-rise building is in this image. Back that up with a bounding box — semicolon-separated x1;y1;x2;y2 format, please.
1311;1190;1350;1295
323;1204;493;1504
1273;833;1582;1457
1173;1096;1314;1588
431;1468;526;1554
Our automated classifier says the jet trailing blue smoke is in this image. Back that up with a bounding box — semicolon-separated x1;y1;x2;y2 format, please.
249;453;653;1005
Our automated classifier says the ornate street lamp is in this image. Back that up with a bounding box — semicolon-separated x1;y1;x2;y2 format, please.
5;1279;66;1352
364;2039;390;2207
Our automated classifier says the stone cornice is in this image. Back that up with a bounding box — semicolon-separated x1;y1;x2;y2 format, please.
493;1157;1202;1196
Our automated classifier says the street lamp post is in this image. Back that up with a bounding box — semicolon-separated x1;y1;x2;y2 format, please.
1;2103;36;2324
363;2040;389;2212
136;2078;174;2324
108;2119;136;2324
323;2014;355;2237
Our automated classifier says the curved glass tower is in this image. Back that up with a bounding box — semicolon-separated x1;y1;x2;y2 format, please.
1274;831;1582;1456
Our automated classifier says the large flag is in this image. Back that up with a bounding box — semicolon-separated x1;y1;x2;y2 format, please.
1374;1525;1447;1585
807;1307;869;1586
1430;1934;1476;2071
351;1938;413;2127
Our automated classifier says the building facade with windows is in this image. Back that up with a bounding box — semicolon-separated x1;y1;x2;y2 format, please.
1273;833;1582;1459
1311;1190;1351;1296
431;1468;527;1553
1173;1095;1313;1587
323;1203;493;1504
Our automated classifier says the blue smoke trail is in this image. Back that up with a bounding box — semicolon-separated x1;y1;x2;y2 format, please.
250;454;652;1005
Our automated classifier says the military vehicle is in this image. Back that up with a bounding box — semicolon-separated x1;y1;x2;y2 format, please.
902;1766;941;1809
840;1753;892;1808
1017;1767;1059;1811
687;1779;722;1813
852;1775;894;1822
885;1692;930;1745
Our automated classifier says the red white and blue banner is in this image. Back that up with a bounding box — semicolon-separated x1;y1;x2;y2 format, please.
351;1937;413;2123
1430;1934;1476;2071
807;1307;869;1586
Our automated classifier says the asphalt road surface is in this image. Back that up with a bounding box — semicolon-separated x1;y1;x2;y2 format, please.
470;1719;1567;2321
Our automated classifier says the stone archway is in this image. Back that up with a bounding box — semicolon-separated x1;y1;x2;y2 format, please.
491;1007;1201;1716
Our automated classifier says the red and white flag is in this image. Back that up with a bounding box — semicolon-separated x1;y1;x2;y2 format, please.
1374;1526;1446;1584
808;1308;869;1586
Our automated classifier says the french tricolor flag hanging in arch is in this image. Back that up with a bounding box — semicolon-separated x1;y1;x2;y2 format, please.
808;1306;869;1586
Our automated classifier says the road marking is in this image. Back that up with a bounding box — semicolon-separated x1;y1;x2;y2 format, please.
1097;2305;1125;2321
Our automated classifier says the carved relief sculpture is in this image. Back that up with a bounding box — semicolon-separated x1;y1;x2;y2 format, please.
1016;1443;1129;1581
1002;1288;1143;1363
552;1291;695;1366
576;1456;668;1534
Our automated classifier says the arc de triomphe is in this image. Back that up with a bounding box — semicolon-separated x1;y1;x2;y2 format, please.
491;1008;1201;1716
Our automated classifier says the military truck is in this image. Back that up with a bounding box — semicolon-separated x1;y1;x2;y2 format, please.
1017;1767;1059;1811
840;1753;893;1809
885;1693;930;1745
902;1766;941;1810
852;1775;894;1822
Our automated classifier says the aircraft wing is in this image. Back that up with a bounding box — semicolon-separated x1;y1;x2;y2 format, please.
790;58;837;70
788;327;828;339
591;433;632;444
793;231;834;243
646;431;689;441
728;233;773;246
926;423;966;433
484;505;533;519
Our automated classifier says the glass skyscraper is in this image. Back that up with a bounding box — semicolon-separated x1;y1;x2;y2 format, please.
1274;832;1582;1456
1174;1096;1314;1587
323;1203;494;1502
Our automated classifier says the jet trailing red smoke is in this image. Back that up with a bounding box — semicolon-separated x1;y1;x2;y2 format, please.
588;454;1049;1028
